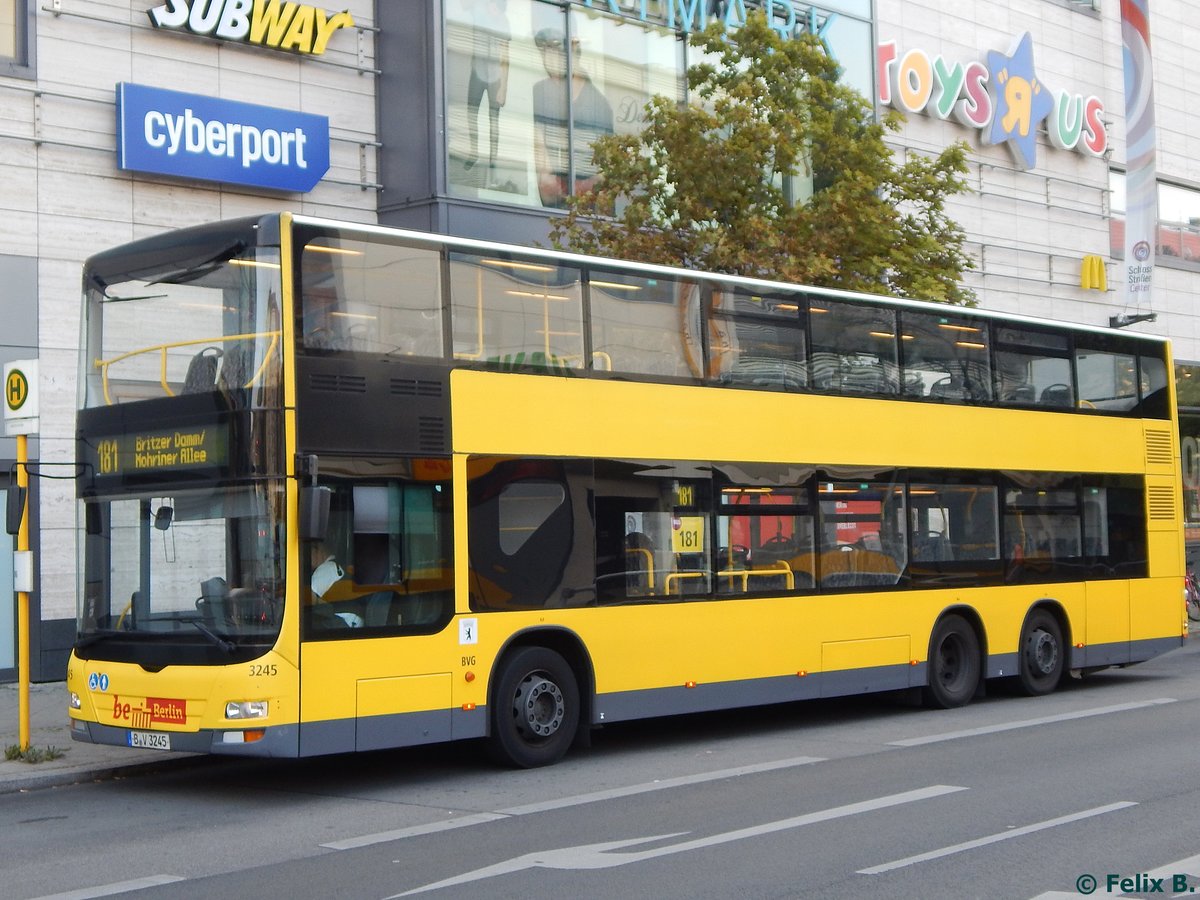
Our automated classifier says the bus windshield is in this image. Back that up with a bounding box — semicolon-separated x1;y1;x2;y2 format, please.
78;482;286;653
81;217;282;408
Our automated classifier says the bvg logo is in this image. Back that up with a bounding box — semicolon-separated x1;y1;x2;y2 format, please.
112;695;187;728
148;0;355;56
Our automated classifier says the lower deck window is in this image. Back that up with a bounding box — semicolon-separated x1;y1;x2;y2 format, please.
464;456;1149;612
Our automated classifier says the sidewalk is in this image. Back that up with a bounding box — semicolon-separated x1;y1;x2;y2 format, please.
0;681;195;794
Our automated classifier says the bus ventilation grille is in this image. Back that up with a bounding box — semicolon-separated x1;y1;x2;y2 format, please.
418;416;447;452
1147;485;1175;521
391;378;443;397
309;373;367;394
1144;429;1175;466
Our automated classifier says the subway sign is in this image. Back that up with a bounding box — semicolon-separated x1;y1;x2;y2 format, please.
147;0;355;56
116;82;330;192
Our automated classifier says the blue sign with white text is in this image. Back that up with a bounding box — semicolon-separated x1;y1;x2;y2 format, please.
116;83;330;192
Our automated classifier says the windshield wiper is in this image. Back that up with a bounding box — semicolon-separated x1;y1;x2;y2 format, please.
187;619;236;654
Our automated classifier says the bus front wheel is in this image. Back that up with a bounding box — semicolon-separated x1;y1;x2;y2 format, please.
1017;609;1063;696
923;615;981;709
487;646;580;768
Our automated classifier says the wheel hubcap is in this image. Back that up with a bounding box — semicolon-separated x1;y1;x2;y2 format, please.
513;674;565;740
1027;629;1058;675
938;635;964;687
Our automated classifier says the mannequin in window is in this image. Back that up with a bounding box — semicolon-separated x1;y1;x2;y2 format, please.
464;0;510;184
532;26;613;208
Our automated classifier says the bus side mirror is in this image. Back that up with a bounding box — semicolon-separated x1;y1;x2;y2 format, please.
300;485;332;542
6;484;26;536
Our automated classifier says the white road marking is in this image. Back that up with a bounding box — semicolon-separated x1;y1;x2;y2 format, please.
388;784;968;897
1144;852;1200;881
28;875;186;900
858;801;1137;875
322;754;825;850
321;812;510;850
888;699;1177;747
497;756;826;816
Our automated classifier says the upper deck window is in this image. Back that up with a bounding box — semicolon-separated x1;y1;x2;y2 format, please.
810;299;899;396
900;311;993;402
449;251;585;371
588;268;701;379
299;236;443;358
83;234;282;409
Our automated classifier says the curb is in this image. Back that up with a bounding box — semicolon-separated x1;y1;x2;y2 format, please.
0;753;208;795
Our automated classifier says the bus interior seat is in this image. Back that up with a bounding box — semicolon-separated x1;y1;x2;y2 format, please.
755;535;798;563
1039;384;1073;407
218;344;250;391
727;357;807;390
718;545;750;569
1005;383;1036;403
810;355;839;390
820;571;899;589
913;532;953;561
929;375;965;400
182;347;222;394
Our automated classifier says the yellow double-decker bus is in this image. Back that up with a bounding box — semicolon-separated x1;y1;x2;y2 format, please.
66;213;1185;767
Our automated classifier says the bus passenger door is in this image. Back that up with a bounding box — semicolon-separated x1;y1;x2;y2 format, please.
1083;581;1129;667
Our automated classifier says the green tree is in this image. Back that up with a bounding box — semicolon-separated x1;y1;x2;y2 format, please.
550;12;975;306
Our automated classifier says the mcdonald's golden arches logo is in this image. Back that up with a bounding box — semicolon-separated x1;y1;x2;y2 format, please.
1080;254;1108;291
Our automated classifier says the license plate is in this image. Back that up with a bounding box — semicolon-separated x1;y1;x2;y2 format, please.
127;730;171;751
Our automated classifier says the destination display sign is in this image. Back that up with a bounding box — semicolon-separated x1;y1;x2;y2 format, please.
86;425;228;477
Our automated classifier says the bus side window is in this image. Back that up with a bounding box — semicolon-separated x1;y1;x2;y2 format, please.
449;253;585;372
809;300;899;397
467;457;591;611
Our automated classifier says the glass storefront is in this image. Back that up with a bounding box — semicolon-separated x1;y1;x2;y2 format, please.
444;0;874;210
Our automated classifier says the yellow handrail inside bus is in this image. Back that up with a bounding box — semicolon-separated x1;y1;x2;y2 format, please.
624;547;656;594
663;571;706;594
94;331;280;406
716;561;796;592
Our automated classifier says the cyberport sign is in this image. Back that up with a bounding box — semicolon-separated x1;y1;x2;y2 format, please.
116;82;329;192
878;32;1106;170
147;0;355;56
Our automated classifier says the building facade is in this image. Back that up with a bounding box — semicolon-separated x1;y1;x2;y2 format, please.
0;0;1197;682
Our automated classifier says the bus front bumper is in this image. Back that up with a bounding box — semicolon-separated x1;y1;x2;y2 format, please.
69;717;300;757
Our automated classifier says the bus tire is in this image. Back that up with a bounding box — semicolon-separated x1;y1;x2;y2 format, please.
487;646;580;768
1017;609;1063;696
923;614;981;709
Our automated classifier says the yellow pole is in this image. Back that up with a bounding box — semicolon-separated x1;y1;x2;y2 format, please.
16;432;29;751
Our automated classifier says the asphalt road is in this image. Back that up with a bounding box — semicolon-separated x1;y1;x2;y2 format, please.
6;637;1200;900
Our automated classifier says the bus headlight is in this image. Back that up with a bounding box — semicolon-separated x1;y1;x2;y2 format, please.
69;692;81;710
225;700;269;719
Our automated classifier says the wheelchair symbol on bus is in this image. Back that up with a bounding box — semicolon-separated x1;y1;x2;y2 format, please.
87;672;110;692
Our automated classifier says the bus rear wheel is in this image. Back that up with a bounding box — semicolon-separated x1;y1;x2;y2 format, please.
1017;609;1063;696
923;615;981;709
487;646;579;768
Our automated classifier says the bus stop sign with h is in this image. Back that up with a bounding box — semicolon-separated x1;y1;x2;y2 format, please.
5;358;37;751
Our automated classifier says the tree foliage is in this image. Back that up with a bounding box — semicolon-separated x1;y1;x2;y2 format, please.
549;12;976;305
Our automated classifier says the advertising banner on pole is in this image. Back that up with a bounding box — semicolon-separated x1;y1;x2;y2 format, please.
1121;0;1158;312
